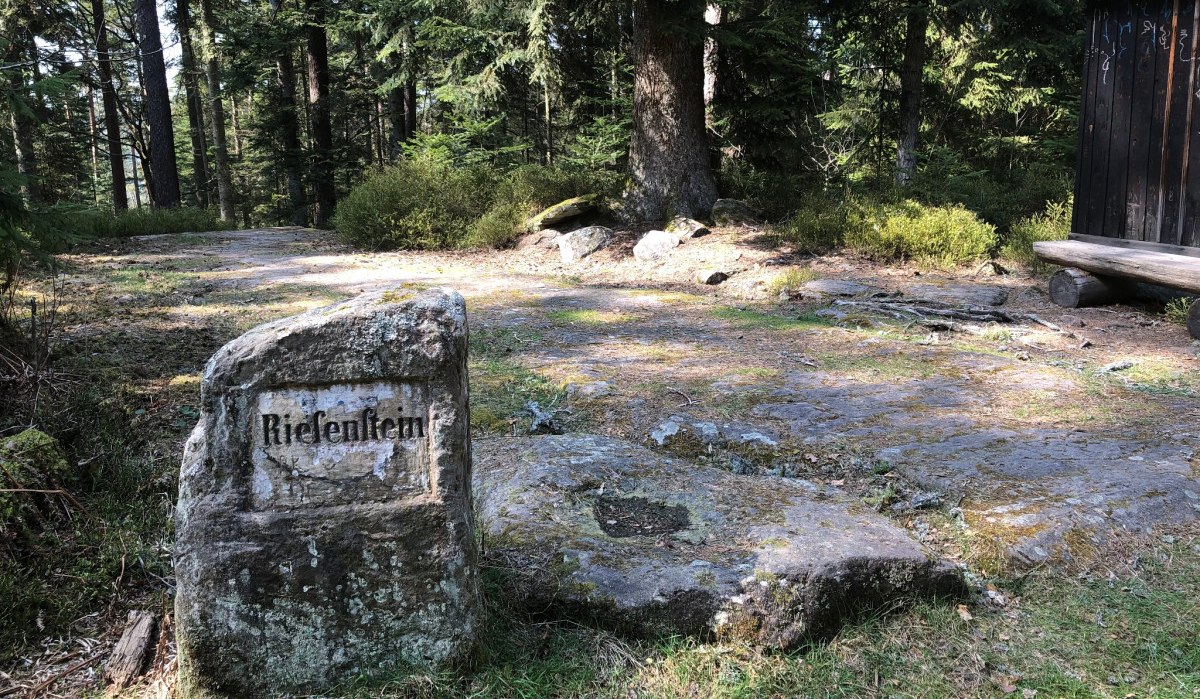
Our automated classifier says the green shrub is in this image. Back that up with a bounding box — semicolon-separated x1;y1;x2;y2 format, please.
769;197;849;252
335;161;620;251
1001;198;1071;267
845;200;998;267
1165;296;1196;325
910;151;1073;230
57;205;231;239
332;159;496;250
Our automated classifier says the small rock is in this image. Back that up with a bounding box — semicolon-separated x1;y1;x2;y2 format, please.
695;269;729;285
524;401;563;434
526;194;598;231
1059;314;1086;328
711;199;760;226
633;230;681;262
666;217;710;239
566;381;612;399
1099;359;1134;373
558;226;613;263
515;229;559;251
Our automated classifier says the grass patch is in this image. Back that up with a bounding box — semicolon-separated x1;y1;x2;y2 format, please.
331;538;1200;698
766;266;819;297
545;309;633;326
711;306;833;331
60;205;233;238
1001;198;1071;269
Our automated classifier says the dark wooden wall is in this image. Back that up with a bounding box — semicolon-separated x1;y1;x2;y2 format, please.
1074;0;1200;250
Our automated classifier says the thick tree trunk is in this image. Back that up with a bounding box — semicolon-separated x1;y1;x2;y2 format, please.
626;0;718;221
896;5;928;187
198;0;236;221
269;0;307;226
135;0;181;207
306;0;336;227
5;34;41;205
177;0;210;207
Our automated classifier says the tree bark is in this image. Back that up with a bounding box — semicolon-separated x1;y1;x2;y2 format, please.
387;85;404;157
135;0;181;207
269;0;308;225
5;33;41;205
404;80;417;140
177;0;210;208
702;3;720;128
93;0;129;211
198;0;236;220
626;0;718;220
305;0;336;227
896;4;928;187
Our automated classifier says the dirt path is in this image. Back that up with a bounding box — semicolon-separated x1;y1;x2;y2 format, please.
61;226;1200;572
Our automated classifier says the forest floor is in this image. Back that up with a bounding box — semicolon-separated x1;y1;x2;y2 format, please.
5;224;1200;698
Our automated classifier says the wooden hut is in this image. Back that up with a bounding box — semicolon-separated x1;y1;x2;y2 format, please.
1035;0;1200;338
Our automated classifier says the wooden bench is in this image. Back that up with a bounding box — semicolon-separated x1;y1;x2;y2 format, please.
1033;239;1200;339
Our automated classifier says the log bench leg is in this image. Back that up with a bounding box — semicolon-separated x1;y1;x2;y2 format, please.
1048;267;1130;308
1189;297;1200;340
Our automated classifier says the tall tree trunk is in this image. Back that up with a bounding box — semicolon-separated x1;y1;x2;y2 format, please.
229;95;243;157
135;0;181;207
130;146;143;207
305;0;335;227
543;84;553;166
403;80;417;140
626;0;718;220
177;0;210;207
896;4;928;187
198;0;236;220
93;0;129;211
87;85;101;203
387;85;404;157
269;0;308;225
702;3;720;129
5;34;41;205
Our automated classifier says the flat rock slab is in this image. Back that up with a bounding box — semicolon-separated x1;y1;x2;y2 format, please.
881;428;1200;566
801;279;882;297
474;434;963;647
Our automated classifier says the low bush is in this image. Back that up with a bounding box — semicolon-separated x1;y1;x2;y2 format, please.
57;205;231;239
845;200;998;267
1001;198;1071;268
334;161;620;250
768;197;849;252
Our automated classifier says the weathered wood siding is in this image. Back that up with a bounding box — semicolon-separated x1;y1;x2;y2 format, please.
1074;0;1200;249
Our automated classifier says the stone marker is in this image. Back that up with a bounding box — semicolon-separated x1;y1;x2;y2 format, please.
175;289;479;698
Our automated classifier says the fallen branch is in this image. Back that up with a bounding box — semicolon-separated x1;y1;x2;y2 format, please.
833;299;1015;323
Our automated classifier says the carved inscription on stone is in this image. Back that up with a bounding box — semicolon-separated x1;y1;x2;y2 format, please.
250;381;430;508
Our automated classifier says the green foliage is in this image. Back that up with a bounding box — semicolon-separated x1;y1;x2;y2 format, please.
333;159;494;250
335;161;617;250
845;200;998;267
909;150;1073;230
1002;198;1072;267
768;197;850;253
1165;296;1196;325
59;206;232;239
0;385;173;658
